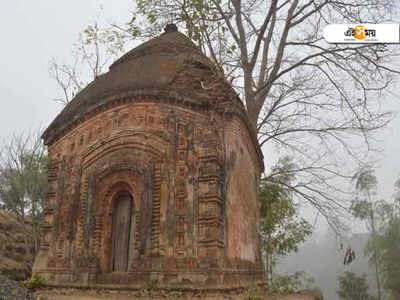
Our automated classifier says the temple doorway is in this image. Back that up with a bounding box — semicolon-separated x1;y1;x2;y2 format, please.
112;191;134;272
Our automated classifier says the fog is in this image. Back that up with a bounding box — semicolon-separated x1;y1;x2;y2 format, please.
278;229;378;300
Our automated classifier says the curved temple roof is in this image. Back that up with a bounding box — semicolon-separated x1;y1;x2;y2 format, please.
43;25;264;169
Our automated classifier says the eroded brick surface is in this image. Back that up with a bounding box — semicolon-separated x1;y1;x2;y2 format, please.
34;28;264;289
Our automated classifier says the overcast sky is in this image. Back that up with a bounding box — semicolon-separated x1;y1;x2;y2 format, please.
0;0;399;204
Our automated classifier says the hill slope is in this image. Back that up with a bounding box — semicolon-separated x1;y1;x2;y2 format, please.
0;209;35;280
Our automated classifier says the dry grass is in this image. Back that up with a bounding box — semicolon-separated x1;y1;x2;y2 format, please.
0;209;35;280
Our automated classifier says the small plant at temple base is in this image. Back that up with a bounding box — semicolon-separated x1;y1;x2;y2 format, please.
21;273;44;290
244;284;265;300
145;279;158;293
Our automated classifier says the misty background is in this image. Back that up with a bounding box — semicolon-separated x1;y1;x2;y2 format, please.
0;1;399;299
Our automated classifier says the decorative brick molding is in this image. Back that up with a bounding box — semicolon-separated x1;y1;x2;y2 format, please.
33;29;264;289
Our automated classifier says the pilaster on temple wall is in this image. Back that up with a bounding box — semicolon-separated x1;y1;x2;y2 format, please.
34;27;264;288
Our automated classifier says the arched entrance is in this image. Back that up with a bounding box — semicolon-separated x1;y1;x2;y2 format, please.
111;191;134;272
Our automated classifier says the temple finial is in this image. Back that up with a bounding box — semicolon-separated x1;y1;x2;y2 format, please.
164;23;178;33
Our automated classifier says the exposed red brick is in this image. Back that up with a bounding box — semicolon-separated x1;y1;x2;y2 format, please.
34;28;264;289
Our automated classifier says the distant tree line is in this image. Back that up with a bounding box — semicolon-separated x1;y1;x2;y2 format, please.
337;168;400;300
0;131;47;254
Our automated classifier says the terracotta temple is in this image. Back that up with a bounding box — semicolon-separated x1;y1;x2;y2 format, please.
33;24;264;288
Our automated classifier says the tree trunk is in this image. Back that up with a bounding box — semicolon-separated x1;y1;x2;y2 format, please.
371;212;382;300
246;99;261;136
32;199;39;254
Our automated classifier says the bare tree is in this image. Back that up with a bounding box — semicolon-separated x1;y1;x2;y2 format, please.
127;0;399;230
0;130;48;252
51;1;400;231
50;23;126;105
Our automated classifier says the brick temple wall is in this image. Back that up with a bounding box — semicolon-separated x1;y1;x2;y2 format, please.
34;96;262;288
224;117;261;264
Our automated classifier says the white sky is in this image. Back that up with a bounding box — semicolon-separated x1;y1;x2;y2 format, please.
0;0;399;205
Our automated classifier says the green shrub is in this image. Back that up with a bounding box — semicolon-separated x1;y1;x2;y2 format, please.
145;279;158;293
21;273;44;290
269;271;315;294
244;284;265;300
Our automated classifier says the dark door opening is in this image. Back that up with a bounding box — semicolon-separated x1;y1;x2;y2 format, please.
112;192;133;272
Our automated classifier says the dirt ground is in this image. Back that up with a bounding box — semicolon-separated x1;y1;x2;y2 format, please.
35;288;319;300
